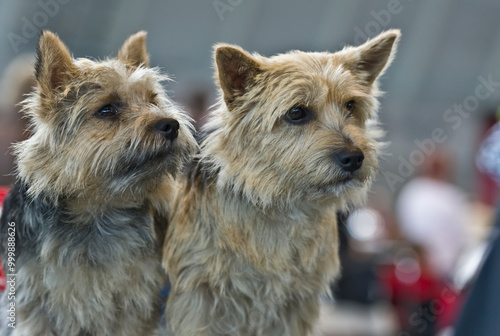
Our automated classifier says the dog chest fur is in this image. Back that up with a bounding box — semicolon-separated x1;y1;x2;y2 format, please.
0;182;166;335
165;169;340;336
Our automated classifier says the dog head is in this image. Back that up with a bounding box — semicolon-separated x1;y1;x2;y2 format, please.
206;30;400;209
16;31;196;200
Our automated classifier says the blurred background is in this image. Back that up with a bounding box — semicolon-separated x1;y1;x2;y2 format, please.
1;0;500;335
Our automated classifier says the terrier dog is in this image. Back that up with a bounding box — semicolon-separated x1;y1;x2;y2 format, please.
164;30;400;336
0;31;196;335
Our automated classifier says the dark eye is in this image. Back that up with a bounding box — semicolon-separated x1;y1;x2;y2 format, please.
345;100;355;112
285;105;312;124
95;104;119;119
150;93;159;106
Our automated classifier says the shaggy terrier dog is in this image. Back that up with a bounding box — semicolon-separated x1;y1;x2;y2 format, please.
164;30;400;336
0;31;196;335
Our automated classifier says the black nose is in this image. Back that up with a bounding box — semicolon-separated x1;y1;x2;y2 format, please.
334;149;364;173
155;118;179;140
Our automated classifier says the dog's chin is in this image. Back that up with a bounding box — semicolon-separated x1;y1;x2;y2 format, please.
306;175;371;211
313;170;373;198
124;150;172;174
105;146;183;190
315;178;358;195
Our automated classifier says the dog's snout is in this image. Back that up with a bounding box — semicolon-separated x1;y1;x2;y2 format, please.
334;148;364;173
155;118;179;140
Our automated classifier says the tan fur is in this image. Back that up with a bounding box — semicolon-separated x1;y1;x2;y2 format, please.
164;30;400;336
17;31;196;203
2;31;196;336
117;31;150;68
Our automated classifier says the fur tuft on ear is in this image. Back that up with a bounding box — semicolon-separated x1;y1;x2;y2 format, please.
348;29;401;84
35;30;76;96
117;31;150;68
214;44;261;108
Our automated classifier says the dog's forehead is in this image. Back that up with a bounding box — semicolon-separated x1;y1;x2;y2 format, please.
263;52;357;105
75;59;160;92
268;52;353;86
268;51;347;74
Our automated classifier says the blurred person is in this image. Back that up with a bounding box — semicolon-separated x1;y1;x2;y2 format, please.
396;149;468;280
0;53;35;186
455;121;500;336
392;149;468;335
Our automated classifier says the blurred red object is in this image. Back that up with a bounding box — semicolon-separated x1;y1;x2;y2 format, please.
0;186;9;206
379;249;464;334
0;186;9;292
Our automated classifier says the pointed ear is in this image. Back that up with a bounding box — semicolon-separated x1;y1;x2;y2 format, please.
35;30;77;96
348;29;401;84
117;31;150;68
214;44;261;108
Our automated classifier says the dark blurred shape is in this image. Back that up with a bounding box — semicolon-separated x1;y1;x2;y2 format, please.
334;213;381;305
454;213;500;336
455;122;500;336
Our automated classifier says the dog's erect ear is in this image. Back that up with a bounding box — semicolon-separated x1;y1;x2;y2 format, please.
117;31;150;68
35;30;77;96
215;44;261;109
347;29;401;85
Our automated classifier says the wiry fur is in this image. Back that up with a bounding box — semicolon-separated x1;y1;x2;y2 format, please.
0;31;196;336
164;30;400;336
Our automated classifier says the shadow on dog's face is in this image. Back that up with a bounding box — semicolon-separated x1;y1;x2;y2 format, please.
208;30;400;208
17;31;196;198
